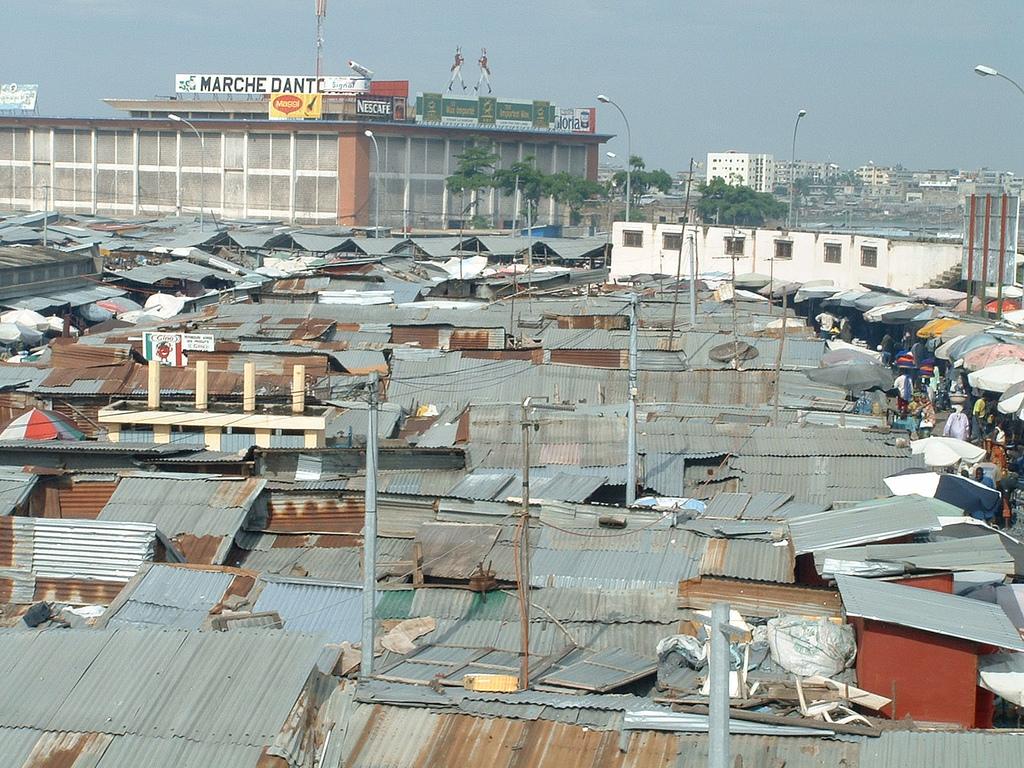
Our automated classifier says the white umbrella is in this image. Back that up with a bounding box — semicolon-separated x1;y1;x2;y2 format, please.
826;338;882;363
979;653;1024;706
999;381;1024;414
143;293;187;319
1002;309;1024;326
883;472;942;497
0;324;19;344
0;308;47;330
968;362;1024;393
911;436;986;467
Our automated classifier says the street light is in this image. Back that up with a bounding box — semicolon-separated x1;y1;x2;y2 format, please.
364;130;381;238
787;109;807;229
597;94;632;222
975;64;1024;98
168;114;205;231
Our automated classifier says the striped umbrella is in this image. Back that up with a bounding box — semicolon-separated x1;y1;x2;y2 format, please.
0;409;85;441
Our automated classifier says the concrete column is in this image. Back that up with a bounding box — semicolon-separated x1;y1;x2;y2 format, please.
195;359;209;411
106;426;121;443
304;430;324;448
255;428;272;448
203;427;222;451
243;361;256;412
147;361;161;410
291;364;306;414
153;425;171;444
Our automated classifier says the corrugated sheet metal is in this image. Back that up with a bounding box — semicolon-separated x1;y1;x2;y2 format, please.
449;328;506;351
241;546;362;582
678;577;842;618
0;470;37;515
417;522;501;579
0;517;162;582
266;492;363;535
837;574;1024;651
699;537;795;583
56;480;119;520
98;475;266;564
252;576;363;642
331;349;388;374
104;564;235;629
445;472;516;501
540;648;656;692
0;628;330;748
858;730;1024;768
787;496;948;554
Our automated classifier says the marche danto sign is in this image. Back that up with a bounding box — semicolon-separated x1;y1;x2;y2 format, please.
269;93;323;120
142;333;214;367
175;73;368;95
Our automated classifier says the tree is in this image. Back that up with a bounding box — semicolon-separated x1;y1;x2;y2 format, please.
696;178;787;226
446;143;498;224
493;156;546;229
612;154;673;210
546;172;607;224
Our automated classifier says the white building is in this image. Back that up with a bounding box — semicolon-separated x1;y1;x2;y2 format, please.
706;151;775;193
609;221;965;293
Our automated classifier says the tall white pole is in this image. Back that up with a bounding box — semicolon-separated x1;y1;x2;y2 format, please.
626;293;638;506
360;371;379;679
365;131;381;237
787;109;807;229
598;96;632;222
709;601;731;768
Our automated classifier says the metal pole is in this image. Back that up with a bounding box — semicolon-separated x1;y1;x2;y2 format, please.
997;193;1008;319
365;132;381;237
360;371;379;679
708;602;731;768
626;293;638;506
669;158;696;347
688;235;697;327
602;98;632;221
787;110;806;229
773;289;788;423
966;194;977;318
42;184;48;247
518;400;532;690
982;194;992;316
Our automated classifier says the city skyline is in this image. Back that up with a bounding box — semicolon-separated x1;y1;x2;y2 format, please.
1;1;1021;173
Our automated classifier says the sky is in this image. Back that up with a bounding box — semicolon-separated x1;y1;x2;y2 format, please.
2;0;1022;174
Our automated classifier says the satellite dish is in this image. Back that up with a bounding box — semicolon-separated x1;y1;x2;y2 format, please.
709;341;758;363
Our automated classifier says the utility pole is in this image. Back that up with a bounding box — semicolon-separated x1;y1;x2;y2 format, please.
42;184;49;248
669;158;698;348
772;289;788;423
360;370;379;679
626;293;639;506
314;0;327;78
708;602;732;768
517;398;533;690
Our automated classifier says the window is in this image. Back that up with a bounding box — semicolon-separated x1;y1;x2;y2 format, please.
623;230;644;248
860;246;878;268
724;236;745;256
662;233;683;251
824;243;842;264
774;240;793;260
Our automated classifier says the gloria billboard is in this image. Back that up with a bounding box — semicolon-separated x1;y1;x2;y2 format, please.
175;73;368;95
269;93;323;120
414;94;594;133
0;83;38;111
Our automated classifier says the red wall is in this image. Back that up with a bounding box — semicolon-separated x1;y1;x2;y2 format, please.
893;572;954;593
851;617;982;727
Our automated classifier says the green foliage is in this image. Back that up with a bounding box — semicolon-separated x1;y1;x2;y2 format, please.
446;144;498;195
696;178;787;226
493;156;548;224
611;155;673;206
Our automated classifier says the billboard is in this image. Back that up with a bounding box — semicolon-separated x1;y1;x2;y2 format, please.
961;193;1020;285
0;83;38;111
143;332;187;367
269;93;323;120
175;73;368;95
355;95;394;120
414;94;593;133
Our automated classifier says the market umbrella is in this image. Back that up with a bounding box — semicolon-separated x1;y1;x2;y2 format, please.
884;468;1001;515
0;324;19;344
987;298;1022;314
805;363;892;394
962;343;1024;372
79;303;114;323
826;339;882;363
0;309;47;330
916;317;962;338
1003;309;1024;326
979;654;1024;706
954;297;988;313
910;436;987;467
968;362;1024;393
943;332;1001;363
792;280;836;303
999;381;1024;414
14;325;43;346
144;293;187;319
909;288;967;308
940;321;990;341
0;408;85;441
95;296;143;314
733;273;771;290
822;289;867;308
852;291;908;313
820;348;879;367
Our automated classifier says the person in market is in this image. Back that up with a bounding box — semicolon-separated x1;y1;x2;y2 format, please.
972;394;988;442
917;398;937;438
815;309;836;339
944;403;971;441
878;332;895;366
893;370;913;418
989;418;1009;471
838;316;853;343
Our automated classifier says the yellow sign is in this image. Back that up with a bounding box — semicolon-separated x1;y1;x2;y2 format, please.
268;92;322;119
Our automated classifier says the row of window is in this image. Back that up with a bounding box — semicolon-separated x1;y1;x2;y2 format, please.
622;230;878;268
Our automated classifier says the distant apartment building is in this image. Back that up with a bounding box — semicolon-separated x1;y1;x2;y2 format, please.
854;164;893;187
706;151;775;193
775;160;840;186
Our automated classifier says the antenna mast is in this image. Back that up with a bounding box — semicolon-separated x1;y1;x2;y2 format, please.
315;0;327;78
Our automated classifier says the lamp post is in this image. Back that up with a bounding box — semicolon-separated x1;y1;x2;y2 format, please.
597;94;631;222
974;65;1024;318
364;130;381;238
787;109;807;229
168;114;205;231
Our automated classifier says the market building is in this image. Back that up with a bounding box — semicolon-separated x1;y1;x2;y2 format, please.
0;78;608;229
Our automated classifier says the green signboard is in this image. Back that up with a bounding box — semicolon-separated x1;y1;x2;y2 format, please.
414;94;566;132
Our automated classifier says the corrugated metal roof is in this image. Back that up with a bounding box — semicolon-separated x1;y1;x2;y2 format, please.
815;535;1017;578
331;349;388;373
103;564;235;629
540;648;656;692
699;537;795;583
240;546;362;582
446;472;516;501
8;283;127;311
857;730;1024;768
112;260;253;286
787;495;948;554
253;576;363;642
0;469;37;515
0;628;332;747
837;574;1024;651
0;516;169;582
98;474;266;565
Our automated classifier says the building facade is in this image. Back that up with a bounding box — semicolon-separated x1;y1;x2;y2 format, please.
609;221;965;292
706;151;776;193
0;115;606;228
